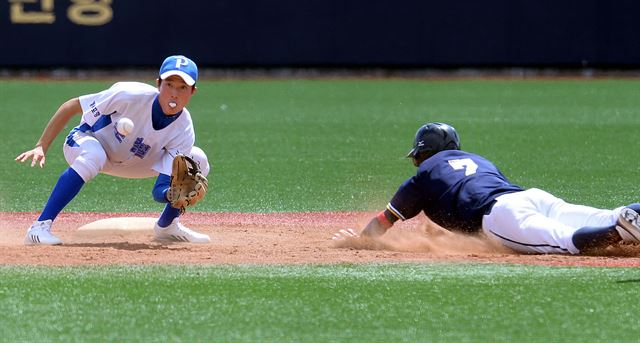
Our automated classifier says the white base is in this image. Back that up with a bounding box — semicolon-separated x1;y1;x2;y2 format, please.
76;217;157;236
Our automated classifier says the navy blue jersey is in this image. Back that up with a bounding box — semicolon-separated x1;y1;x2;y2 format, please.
387;150;523;232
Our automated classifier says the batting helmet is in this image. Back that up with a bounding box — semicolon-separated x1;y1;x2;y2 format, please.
407;122;460;160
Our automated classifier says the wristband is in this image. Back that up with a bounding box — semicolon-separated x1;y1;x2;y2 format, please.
376;211;394;229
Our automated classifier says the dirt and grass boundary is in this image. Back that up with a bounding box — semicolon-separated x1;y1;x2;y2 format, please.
2;211;639;267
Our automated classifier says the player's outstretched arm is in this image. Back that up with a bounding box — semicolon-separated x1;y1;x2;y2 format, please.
15;98;82;168
361;213;393;238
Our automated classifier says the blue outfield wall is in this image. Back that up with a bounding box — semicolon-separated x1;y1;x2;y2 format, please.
1;0;640;68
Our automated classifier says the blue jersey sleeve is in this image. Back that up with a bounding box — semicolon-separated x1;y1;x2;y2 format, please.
387;177;424;221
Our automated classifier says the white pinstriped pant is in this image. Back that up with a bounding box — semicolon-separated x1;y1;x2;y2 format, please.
481;188;621;254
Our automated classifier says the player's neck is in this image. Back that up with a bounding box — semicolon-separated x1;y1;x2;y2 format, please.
152;96;182;130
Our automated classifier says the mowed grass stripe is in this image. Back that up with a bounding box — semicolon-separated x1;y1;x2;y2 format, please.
2;79;640;213
1;264;639;342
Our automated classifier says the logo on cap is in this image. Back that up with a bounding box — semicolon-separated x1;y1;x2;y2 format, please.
159;55;198;86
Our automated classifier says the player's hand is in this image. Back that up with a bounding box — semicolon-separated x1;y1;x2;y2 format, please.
15;146;46;168
332;228;360;241
332;228;383;250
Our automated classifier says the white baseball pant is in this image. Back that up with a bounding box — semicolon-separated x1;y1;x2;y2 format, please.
482;188;621;254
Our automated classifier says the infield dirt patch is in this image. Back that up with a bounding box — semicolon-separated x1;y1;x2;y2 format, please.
2;212;639;267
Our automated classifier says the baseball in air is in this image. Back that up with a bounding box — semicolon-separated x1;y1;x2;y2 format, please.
116;118;134;136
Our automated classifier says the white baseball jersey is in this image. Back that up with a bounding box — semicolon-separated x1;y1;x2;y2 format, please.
65;82;195;179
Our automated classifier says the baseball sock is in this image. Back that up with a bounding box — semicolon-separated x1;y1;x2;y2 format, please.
157;204;181;228
38;168;85;222
624;202;640;213
151;173;171;203
571;225;619;252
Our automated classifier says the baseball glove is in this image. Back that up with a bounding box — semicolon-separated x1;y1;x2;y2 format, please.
167;154;208;213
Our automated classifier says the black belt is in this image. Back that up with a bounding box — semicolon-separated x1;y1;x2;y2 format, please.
484;199;498;216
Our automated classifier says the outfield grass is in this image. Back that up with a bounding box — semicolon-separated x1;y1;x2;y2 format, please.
2;264;639;343
2;79;639;213
2;79;640;342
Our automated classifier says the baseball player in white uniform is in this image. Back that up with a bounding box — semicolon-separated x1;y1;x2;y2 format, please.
16;55;211;245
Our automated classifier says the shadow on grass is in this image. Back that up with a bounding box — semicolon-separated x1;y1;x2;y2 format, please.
615;279;640;284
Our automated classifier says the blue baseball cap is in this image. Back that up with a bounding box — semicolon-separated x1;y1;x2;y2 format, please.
159;55;198;86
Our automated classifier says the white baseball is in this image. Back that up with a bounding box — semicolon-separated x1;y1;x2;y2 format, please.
116;118;134;136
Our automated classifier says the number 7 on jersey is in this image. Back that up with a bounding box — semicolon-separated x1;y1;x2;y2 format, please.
448;158;478;176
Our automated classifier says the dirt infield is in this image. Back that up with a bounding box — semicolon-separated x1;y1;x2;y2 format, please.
2;212;640;267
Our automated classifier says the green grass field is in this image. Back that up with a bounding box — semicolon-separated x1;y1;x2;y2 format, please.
2;264;640;342
2;78;640;342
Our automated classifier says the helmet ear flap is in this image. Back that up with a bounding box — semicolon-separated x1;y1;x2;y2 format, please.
411;151;431;166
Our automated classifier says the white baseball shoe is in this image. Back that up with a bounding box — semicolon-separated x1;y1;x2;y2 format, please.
154;218;211;243
24;219;62;245
615;207;640;243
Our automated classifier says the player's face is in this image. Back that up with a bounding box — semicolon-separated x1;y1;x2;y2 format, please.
157;76;197;115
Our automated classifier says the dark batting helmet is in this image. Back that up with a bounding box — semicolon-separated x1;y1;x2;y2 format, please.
407;122;460;160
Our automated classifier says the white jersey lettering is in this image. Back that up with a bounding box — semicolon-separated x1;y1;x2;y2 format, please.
448;158;478;176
